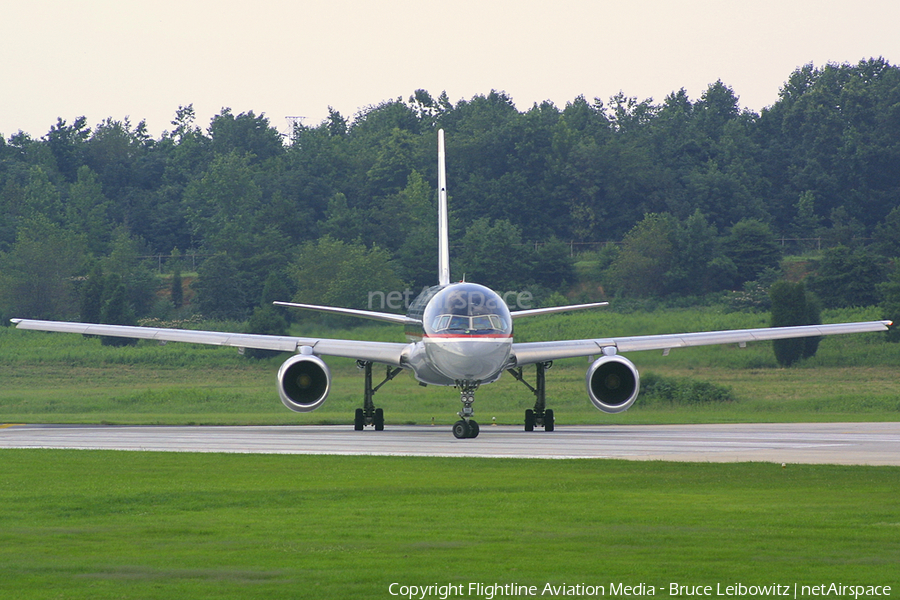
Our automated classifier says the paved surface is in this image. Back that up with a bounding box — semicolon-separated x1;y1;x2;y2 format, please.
2;422;900;464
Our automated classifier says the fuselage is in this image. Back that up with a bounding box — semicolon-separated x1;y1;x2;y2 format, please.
403;282;513;385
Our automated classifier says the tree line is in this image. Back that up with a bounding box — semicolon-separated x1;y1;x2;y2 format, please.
1;57;900;328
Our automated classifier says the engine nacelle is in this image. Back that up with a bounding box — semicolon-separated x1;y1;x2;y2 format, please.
277;353;331;412
586;355;640;414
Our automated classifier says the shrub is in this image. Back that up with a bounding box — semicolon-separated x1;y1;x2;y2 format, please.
640;372;735;404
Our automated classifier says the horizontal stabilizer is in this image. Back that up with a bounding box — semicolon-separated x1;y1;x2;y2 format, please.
510;302;609;319
273;301;420;326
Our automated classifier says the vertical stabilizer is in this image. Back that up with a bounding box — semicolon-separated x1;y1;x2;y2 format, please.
437;129;451;286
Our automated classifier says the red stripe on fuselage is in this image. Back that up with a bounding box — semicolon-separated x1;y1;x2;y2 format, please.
422;333;512;339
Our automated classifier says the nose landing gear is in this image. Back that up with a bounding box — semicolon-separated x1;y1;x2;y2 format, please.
453;380;481;439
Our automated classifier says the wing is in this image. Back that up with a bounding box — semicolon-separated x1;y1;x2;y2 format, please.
510;320;892;366
11;319;409;366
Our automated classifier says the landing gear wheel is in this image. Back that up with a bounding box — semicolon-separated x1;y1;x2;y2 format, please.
524;409;535;432
467;420;480;438
544;409;555;432
357;361;400;432
512;363;556;433
452;420;470;439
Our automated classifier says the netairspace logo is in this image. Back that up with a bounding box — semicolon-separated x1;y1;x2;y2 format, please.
368;288;534;311
387;582;894;600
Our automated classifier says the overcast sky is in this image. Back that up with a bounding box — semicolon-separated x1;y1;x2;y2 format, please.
3;0;899;139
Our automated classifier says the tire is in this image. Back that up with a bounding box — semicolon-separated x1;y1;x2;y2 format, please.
374;408;385;431
354;408;365;431
544;409;555;432
525;409;535;432
452;420;470;439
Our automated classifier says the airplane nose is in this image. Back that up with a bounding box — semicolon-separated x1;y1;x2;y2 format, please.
428;339;511;381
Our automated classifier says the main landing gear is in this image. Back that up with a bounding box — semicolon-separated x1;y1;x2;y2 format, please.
452;380;481;439
507;361;555;432
355;361;402;431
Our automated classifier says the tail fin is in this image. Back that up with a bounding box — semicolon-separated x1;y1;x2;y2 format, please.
437;129;450;286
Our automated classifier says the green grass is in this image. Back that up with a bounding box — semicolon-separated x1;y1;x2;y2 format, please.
2;305;899;425
0;451;898;599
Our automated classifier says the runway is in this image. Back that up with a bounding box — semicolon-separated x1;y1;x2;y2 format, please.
2;422;900;464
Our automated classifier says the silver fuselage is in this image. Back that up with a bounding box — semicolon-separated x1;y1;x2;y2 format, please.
403;283;513;386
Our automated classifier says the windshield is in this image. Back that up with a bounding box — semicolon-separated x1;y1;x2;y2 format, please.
431;314;509;333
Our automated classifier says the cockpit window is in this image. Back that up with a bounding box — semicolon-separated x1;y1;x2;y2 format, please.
471;316;492;330
489;315;507;330
431;314;508;333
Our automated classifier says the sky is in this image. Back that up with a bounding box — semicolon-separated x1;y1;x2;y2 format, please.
3;0;899;140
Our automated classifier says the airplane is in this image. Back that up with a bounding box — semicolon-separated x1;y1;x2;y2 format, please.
11;130;893;439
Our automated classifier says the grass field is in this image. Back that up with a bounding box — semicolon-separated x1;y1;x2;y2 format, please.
1;451;898;600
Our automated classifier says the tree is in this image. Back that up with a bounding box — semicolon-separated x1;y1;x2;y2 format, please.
667;210;733;295
80;264;105;323
99;274;138;347
723;219;781;287
45;116;90;182
66;166;111;255
873;206;900;258
365;128;417;199
790;191;822;249
456;218;531;292
0;217;86;320
183;151;263;248
319;192;363;243
770;281;821;367
260;269;294;322
192;253;253;321
805;245;886;308
878;265;900;343
101;226;157;318
208;108;284;162
530;237;576;292
606;213;677;297
170;248;184;309
289;236;405;319
244;304;289;359
23;166;63;223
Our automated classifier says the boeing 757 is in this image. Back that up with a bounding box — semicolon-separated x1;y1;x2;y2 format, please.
12;130;892;438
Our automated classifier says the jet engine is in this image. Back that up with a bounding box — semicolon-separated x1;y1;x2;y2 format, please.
586;355;640;413
277;353;331;412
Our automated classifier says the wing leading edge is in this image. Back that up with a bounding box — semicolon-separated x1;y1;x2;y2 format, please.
11;319;409;366
510;320;892;366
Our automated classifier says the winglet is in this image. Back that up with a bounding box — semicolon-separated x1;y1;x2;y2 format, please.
437;129;450;286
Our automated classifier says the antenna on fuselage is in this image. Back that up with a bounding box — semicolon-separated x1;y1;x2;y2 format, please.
437;129;450;286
